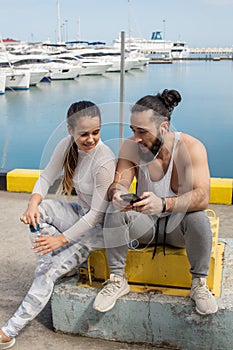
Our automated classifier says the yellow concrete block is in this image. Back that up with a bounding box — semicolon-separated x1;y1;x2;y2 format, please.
7;169;41;192
81;242;224;297
129;177;233;205
128;177;137;194
210;178;233;204
84;210;223;296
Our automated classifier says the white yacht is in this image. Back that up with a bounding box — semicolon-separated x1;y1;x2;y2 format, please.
3;69;30;90
55;53;112;75
113;31;173;54
9;65;48;86
170;41;190;59
3;54;80;80
126;49;150;69
72;46;139;72
45;58;81;79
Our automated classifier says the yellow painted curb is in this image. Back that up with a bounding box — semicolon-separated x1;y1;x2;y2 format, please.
7;169;41;193
210;178;233;205
4;169;233;205
129;176;233;205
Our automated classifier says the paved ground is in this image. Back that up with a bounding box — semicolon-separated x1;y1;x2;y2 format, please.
0;191;232;350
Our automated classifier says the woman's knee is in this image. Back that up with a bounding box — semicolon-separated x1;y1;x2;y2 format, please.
39;199;57;223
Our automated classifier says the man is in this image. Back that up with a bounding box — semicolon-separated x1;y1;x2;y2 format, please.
93;89;218;316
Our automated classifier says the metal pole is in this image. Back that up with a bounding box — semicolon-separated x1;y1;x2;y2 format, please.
120;31;125;143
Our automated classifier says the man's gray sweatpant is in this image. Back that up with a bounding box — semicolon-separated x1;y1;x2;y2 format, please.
103;205;212;279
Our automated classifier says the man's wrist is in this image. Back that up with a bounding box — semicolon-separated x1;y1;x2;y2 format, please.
161;197;166;213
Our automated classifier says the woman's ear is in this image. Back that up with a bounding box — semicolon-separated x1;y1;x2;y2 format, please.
67;124;73;136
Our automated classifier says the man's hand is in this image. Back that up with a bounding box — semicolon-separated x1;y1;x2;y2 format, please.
32;234;68;255
132;192;163;215
112;191;133;211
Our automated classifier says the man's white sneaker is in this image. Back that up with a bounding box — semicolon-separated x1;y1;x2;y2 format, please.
0;335;15;349
93;273;130;312
190;277;218;315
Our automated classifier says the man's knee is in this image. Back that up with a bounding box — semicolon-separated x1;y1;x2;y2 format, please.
182;211;212;238
104;204;128;229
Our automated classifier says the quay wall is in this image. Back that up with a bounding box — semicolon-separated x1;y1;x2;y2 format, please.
0;168;232;205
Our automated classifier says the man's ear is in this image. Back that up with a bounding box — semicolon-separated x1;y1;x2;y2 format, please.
160;121;169;135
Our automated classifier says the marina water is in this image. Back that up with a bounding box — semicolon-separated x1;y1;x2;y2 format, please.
0;60;233;178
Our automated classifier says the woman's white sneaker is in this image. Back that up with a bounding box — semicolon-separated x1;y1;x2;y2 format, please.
93;274;130;312
190;277;218;315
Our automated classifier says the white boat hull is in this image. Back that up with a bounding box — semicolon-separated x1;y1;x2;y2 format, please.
13;68;48;86
79;62;112;75
48;65;80;80
28;69;49;85
170;41;190;59
0;74;6;94
105;57;136;72
5;70;30;90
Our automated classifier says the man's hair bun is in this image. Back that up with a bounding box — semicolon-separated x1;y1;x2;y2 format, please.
159;89;182;113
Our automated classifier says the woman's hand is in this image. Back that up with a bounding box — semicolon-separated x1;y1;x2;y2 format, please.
132;192;163;215
33;234;68;255
20;193;42;229
20;204;40;228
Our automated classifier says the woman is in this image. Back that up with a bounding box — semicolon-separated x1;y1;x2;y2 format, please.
0;100;116;349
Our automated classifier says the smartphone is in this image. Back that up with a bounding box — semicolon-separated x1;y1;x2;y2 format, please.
120;193;141;205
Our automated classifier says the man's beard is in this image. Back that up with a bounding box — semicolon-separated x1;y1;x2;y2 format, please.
138;135;163;162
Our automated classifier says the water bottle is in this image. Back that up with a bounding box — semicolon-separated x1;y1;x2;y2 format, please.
29;223;53;272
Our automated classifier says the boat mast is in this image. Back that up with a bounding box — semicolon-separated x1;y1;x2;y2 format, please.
128;0;132;39
77;16;81;40
57;0;62;43
127;0;132;50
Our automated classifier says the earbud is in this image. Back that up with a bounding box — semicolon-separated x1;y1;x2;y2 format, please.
161;127;165;134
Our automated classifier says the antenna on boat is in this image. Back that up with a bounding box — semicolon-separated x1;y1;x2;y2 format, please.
77;16;81;40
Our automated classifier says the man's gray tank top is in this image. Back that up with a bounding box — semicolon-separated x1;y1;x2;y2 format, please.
137;132;181;199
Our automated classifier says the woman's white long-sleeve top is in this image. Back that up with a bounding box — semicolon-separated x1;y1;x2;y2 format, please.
32;136;116;242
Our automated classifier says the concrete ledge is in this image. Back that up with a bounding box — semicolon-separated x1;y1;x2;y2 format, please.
51;239;233;350
210;178;233;205
0;168;11;191
7;169;41;192
1;167;233;205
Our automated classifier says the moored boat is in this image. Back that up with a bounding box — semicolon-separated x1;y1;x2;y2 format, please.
4;69;30;90
170;41;190;59
54;54;112;75
113;31;173;54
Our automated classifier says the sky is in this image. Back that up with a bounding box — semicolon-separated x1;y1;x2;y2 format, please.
0;0;233;47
